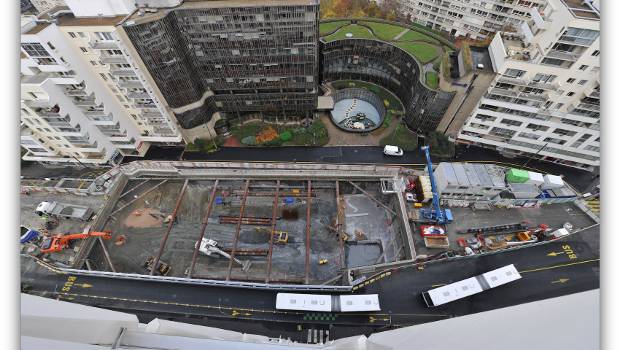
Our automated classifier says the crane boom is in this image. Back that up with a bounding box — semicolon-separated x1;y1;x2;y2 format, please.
41;231;112;254
420;146;445;223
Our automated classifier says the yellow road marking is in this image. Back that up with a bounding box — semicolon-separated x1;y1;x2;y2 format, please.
551;278;570;284
547;251;565;257
431;284;446;288
58;292;446;318
519;258;599;274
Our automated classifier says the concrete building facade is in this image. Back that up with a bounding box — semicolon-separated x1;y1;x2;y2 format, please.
455;0;600;170
118;0;321;130
20;9;183;165
398;0;548;40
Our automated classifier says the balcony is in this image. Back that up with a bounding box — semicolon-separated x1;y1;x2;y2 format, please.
497;76;559;90
127;91;151;99
64;88;87;97
73;98;97;107
134;103;158;110
89;41;119;50
83;110;107;117
118;80;143;89
99;54;128;64
545;49;581;62
489;87;547;103
577;103;600;112
110;69;136;77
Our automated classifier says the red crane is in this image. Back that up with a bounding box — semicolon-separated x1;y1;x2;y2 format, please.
40;230;112;254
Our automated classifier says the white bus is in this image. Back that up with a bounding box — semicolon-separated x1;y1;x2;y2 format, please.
422;264;522;307
276;293;380;312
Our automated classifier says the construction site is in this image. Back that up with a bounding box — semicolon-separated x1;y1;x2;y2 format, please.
20;158;599;287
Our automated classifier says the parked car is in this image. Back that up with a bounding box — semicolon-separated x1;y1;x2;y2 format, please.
383;145;404;156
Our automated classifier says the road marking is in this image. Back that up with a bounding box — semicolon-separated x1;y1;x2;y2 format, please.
61;276;77;293
232;310;252;317
74;283;92;288
547;251;565;257
431;284;446;288
519;258;599;274
551;278;570;284
369;316;390;323
561;244;578;260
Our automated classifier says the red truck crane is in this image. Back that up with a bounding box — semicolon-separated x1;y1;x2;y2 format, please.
40;230;112;254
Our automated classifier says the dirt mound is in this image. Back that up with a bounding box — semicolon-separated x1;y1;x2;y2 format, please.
123;208;165;228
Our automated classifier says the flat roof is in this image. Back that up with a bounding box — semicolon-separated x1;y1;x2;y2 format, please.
57;14;127;27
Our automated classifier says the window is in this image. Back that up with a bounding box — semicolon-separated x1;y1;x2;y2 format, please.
68;32;76;38
78;32;86;38
532;73;556;83
99;73;108;81
21;43;50;57
46;42;55;50
96;32;114;40
500;119;522;127
578;80;587;85
90;61;97;65
504;69;525;78
567;92;575;96
566;78;576;84
555;103;564;109
592;50;600;57
526;123;549;132
579;65;588;70
80;47;88;53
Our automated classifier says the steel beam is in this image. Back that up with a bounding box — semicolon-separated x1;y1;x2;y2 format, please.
305;180;312;284
109;180;168;216
187;179;219;278
265;180;280;283
150;179;189;276
336;180;345;269
226;180;250;281
97;236;116;272
347;181;397;216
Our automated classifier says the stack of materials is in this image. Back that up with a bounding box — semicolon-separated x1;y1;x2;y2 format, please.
418;176;433;203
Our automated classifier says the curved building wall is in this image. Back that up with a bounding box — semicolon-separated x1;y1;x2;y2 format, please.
122;1;320;129
320;39;455;132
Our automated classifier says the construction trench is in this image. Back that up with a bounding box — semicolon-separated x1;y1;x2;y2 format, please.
78;162;411;286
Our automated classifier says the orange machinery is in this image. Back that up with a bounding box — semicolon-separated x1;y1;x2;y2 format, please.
40;230;112;254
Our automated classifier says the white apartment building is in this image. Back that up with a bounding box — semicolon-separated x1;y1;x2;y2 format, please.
399;0;548;40
456;0;600;170
20;9;183;165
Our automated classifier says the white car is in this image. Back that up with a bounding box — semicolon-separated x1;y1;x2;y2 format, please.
383;145;404;156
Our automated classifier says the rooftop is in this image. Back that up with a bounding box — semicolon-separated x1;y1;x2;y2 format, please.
56;14;127;27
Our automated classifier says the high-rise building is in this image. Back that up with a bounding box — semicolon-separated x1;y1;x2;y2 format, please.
398;0;548;40
455;0;600;170
117;0;320;132
20;5;183;165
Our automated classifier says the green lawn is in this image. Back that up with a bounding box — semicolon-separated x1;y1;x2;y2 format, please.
229;120;266;141
360;21;405;41
395;42;438;64
426;71;439;89
379;124;418;151
283;120;329;146
324;24;375;41
397;30;439;44
319;20;350;36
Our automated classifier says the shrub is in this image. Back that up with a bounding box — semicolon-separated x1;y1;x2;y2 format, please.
279;131;293;141
194;138;207;150
241;136;257;145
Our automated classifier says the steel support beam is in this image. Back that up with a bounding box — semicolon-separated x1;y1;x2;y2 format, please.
347;181;397;216
336;180;345;269
110;180;168;216
305;180;312;284
187;179;219;278
265;180;280;283
226;180;250;281
97;237;116;272
150;180;189;276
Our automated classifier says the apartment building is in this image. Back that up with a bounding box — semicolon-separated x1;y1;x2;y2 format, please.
399;0;548;40
117;0;320;131
20;6;183;165
456;0;600;170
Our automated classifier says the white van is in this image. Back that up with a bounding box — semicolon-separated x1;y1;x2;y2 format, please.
383;145;404;156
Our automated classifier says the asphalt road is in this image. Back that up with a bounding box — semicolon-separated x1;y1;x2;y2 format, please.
20;144;595;192
22;225;599;340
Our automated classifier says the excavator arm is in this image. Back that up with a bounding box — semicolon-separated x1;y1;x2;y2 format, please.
41;231;112;254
